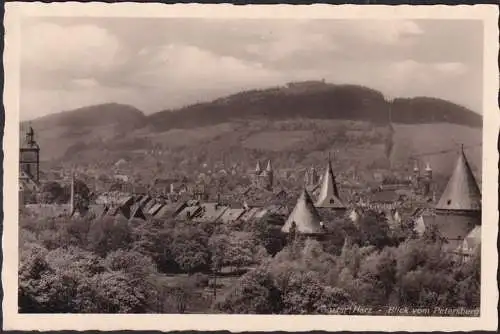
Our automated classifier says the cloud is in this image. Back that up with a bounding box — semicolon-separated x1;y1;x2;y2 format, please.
20;18;482;119
70;78;101;89
433;62;468;75
22;22;122;77
348;20;423;45
245;31;338;62
133;44;283;90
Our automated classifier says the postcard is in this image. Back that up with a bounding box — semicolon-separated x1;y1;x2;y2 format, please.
2;2;498;332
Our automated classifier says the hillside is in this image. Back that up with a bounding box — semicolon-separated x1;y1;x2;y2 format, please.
21;82;482;179
148;81;482;131
21;103;147;161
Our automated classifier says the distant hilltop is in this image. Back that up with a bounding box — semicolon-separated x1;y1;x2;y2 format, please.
20;81;482;172
23;81;481;130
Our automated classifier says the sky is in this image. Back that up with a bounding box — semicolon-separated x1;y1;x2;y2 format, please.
20;17;483;120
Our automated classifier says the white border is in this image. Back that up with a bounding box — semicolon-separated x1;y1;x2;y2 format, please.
3;3;499;332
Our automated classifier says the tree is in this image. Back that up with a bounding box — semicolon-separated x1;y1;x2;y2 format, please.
39;181;65;204
171;226;210;274
214;268;282;314
87;217;133;257
357;210;392;248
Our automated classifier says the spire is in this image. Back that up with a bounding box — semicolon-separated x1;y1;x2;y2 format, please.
24;125;36;147
255;161;262;174
282;189;324;234
315;155;344;209
435;147;481;211
265;160;273;172
413;160;420;173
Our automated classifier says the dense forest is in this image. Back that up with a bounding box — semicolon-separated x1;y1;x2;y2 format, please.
19;211;480;314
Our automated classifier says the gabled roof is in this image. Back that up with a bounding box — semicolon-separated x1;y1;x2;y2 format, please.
436;147;481;211
129;203;146;221
192;202;229;223
176;205;203;220
282;189;324;234
315;159;345;209
147;203;164;216
459;225;481;255
219;208;246;223
154;202;178;219
239;207;260;222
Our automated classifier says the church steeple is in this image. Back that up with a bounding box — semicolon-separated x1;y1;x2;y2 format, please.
265;160;273;172
315;153;344;209
255;161;262;174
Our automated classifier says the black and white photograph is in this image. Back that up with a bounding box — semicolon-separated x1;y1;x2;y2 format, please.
2;3;499;332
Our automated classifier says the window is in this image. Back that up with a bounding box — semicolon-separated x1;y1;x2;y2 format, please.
330;199;335;204
447;199;452;205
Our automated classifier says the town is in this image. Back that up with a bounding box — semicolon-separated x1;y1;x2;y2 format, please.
18;124;482;314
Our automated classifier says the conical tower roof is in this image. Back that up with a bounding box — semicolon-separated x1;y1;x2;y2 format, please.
255;161;262;173
315;157;345;209
435;147;481;211
282;189;324;234
265;160;273;172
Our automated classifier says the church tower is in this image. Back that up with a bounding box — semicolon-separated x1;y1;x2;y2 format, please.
305;166;319;187
262;160;273;190
315;153;345;211
412;160;420;191
20;126;40;183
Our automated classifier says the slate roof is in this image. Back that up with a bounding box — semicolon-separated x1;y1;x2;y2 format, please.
192;202;229;223
282;189;325;234
219;208;246;223
315;159;345;209
436;147;481;211
239;207;260;222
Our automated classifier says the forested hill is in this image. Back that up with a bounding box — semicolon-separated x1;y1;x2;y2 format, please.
147;81;482;131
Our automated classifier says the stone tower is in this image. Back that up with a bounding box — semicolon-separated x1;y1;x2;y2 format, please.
433;146;481;251
282;189;325;235
20;126;40;183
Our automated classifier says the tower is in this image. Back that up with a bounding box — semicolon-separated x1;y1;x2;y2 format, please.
315;153;345;211
305;167;318;187
262;160;273;190
255;161;262;175
433;145;481;251
20;126;40;183
412;160;420;190
422;162;433;196
252;160;262;187
282;189;324;235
